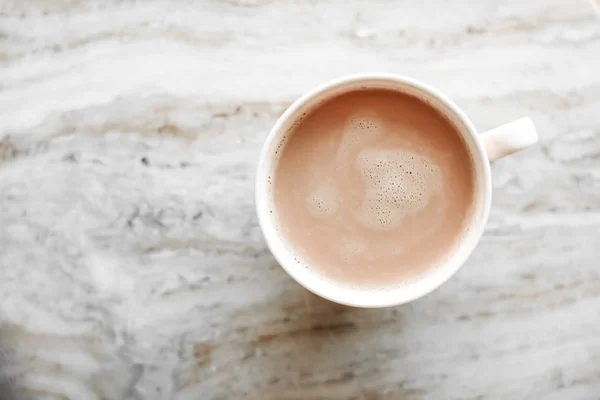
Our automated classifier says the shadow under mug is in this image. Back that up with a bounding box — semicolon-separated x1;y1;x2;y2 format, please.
256;73;538;308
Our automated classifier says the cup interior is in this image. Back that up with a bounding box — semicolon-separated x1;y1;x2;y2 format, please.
256;74;491;307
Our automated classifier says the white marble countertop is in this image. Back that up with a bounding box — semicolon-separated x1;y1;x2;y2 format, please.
1;1;600;399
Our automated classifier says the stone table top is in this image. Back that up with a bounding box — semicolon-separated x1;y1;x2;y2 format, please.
1;0;600;399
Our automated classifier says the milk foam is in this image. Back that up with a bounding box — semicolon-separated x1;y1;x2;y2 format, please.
356;148;441;231
306;180;339;219
339;237;368;263
338;110;382;151
309;111;442;231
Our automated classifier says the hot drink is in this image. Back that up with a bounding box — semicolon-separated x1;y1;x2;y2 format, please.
273;89;477;289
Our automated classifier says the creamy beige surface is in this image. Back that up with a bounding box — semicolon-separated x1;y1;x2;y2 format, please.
274;90;476;289
1;0;600;399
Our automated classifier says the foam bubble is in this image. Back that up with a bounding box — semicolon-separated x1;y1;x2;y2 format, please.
355;149;442;231
339;237;368;263
306;181;339;219
337;111;383;155
347;111;382;137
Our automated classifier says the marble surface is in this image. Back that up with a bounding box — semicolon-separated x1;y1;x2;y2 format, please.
1;0;600;399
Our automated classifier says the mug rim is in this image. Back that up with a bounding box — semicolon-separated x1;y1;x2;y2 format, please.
256;73;492;308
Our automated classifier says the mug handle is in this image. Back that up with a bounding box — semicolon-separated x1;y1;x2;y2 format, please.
480;117;538;162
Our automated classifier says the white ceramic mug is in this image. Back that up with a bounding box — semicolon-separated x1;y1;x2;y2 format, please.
256;73;538;308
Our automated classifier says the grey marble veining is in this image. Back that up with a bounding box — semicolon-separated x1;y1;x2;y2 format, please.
1;0;600;399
